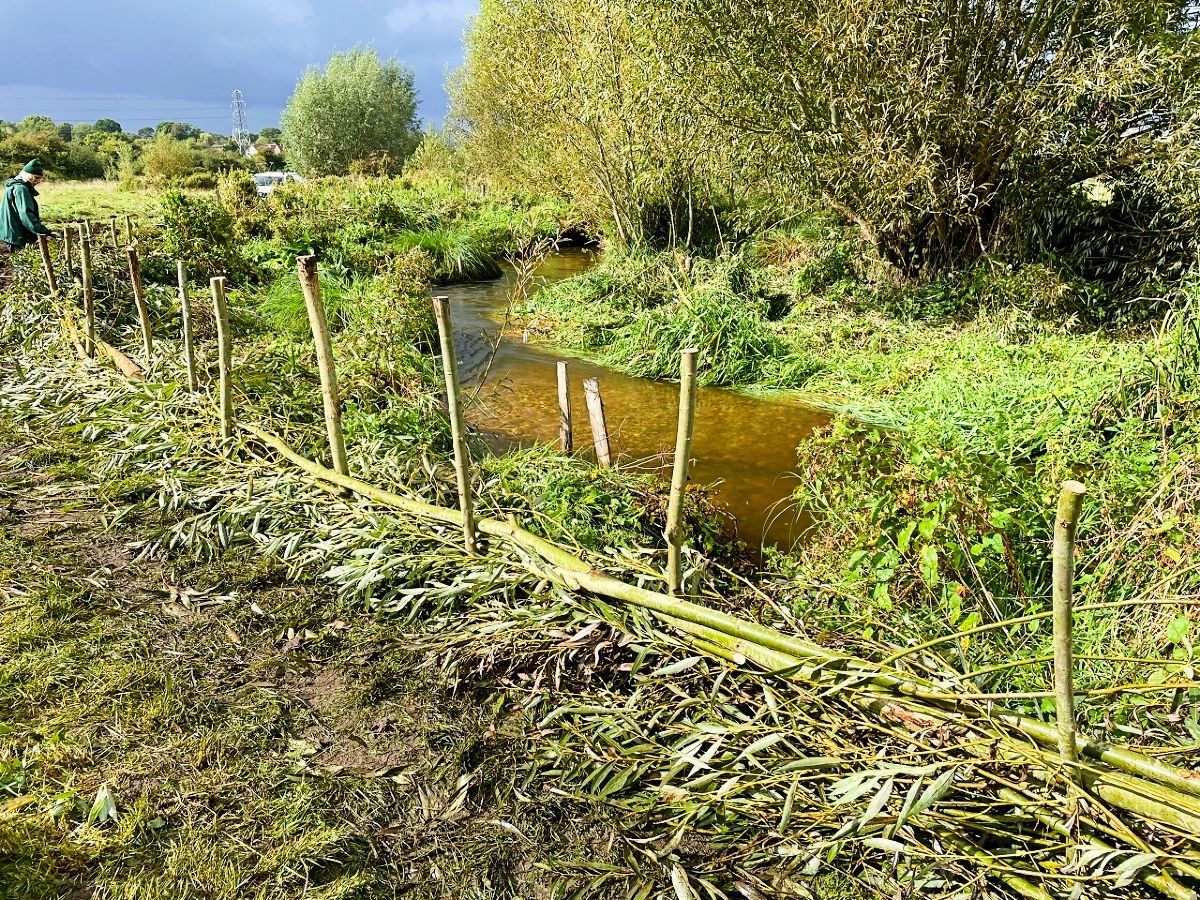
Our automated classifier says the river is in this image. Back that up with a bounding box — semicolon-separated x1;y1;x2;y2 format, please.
447;250;828;550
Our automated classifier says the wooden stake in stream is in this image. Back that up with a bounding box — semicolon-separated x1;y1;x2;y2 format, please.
79;228;95;359
1053;480;1087;775
583;377;612;467
109;217;119;250
209;276;234;440
36;234;57;295
666;348;700;595
432;294;479;554
176;260;198;391
125;245;154;360
557;361;573;453
296;255;349;478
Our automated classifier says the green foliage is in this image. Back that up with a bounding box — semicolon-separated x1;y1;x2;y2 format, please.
453;0;736;249
179;171;218;190
282;48;420;176
160;190;241;280
391;226;501;283
142;135;196;185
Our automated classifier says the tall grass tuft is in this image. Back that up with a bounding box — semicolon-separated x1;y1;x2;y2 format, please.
392;227;502;283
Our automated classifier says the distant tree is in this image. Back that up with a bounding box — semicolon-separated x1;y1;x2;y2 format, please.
258;126;283;143
93;118;123;134
19;115;56;132
137;126;155;140
56;122;73;142
156;121;201;141
143;134;196;184
282;47;419;176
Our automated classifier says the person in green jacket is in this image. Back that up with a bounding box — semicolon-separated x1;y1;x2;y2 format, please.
0;159;52;254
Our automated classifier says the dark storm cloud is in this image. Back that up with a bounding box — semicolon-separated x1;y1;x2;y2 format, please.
0;0;474;132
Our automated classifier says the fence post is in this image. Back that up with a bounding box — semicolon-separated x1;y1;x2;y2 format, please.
84;219;93;242
666;348;700;595
176;260;198;391
209;277;234;440
36;234;58;296
1053;480;1086;776
62;225;74;283
79;228;95;359
109;217;119;250
296;256;350;478
125;246;154;360
124;214;133;245
432;295;479;555
557;360;573;453
583;378;612;467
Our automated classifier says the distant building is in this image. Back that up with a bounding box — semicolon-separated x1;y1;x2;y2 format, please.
246;142;284;158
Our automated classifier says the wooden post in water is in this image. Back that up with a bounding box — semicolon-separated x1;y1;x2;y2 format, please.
432;294;478;555
125;245;154;360
557;361;573;453
124;215;133;245
296;255;349;478
583;378;612;467
666;348;700;595
176;260;198;391
109;217;119;250
1053;480;1086;776
79;228;95;359
209;277;234;440
36;234;57;296
62;226;74;282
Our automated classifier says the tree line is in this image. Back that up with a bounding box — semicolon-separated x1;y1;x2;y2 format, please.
450;0;1200;290
0;115;285;187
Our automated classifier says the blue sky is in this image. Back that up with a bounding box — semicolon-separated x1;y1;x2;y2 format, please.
0;0;476;134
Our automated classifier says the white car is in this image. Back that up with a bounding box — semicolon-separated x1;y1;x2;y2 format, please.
253;171;304;196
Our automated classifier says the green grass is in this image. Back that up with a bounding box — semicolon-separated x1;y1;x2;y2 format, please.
36;179;164;222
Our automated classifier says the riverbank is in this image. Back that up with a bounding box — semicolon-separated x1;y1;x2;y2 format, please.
516;243;1200;721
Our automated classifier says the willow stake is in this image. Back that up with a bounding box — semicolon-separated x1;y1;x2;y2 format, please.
125;246;153;360
62;226;74;283
583;378;612;467
557;360;573;453
433;295;478;554
296;256;349;478
209;276;234;441
37;234;57;296
124;214;133;245
79;229;95;360
1053;480;1087;773
176;260;198;391
109;217;119;250
666;348;700;595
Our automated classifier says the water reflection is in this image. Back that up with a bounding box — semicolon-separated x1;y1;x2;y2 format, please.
446;250;827;550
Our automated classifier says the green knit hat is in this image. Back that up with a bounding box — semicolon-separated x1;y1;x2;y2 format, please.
22;159;44;176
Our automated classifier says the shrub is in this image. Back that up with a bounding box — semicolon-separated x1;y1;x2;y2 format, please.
143;135;196;185
180;171;218;190
160;190;241;280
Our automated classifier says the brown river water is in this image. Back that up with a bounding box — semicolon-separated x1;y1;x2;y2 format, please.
448;250;828;550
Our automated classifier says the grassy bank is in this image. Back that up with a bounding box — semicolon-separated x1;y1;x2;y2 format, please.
516;236;1200;723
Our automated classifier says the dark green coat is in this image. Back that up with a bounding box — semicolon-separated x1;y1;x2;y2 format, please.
0;176;50;249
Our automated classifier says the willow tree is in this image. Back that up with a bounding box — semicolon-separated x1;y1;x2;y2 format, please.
451;0;739;249
282;48;420;177
652;0;1200;277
